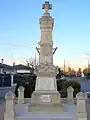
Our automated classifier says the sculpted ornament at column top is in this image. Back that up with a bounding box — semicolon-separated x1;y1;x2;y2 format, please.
42;1;52;16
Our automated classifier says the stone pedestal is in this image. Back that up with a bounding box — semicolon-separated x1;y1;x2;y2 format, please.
31;90;60;104
30;69;63;113
35;76;57;91
30;90;64;113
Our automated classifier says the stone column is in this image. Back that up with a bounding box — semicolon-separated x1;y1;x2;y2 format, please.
39;1;54;66
67;86;74;104
18;86;24;104
4;91;15;120
76;92;87;120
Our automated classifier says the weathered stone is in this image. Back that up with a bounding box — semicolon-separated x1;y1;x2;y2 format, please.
18;86;24;92
35;77;57;91
18;86;24;104
4;91;15;120
76;92;87;120
67;86;74;104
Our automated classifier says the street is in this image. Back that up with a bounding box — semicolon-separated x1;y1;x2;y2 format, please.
66;77;90;92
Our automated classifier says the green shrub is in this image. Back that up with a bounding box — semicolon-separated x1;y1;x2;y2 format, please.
57;80;81;98
57;79;66;91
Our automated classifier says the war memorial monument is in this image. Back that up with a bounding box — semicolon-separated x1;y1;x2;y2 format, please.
4;1;87;120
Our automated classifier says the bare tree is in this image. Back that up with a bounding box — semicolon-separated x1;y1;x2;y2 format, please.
23;57;39;69
24;58;34;68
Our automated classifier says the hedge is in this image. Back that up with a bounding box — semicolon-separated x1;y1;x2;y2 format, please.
57;80;81;98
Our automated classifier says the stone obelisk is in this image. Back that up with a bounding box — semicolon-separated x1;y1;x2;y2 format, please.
35;1;57;91
31;1;62;109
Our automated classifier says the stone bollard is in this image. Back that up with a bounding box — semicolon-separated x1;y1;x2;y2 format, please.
18;86;24;104
76;92;87;120
4;91;15;120
67;86;74;104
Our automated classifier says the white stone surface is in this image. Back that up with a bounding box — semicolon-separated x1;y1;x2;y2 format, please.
76;92;87;120
35;76;57;91
16;112;76;120
67;86;74;104
15;104;29;116
63;104;76;116
4;91;15;120
76;92;86;113
40;95;51;103
18;86;24;104
39;1;54;66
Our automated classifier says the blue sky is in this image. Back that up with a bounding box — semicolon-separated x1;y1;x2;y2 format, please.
0;0;90;69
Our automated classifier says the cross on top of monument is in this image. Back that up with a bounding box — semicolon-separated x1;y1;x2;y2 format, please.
42;1;52;16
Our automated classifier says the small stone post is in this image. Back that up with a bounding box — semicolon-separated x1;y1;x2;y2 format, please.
18;86;24;104
67;86;74;104
4;91;15;120
76;92;87;120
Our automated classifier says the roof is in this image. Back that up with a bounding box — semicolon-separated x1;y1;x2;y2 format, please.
0;63;34;70
0;63;13;69
13;64;33;70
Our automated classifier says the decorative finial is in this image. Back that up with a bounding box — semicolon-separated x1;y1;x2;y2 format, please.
42;1;52;16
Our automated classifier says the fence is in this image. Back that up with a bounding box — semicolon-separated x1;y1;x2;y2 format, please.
0;74;12;87
0;73;37;87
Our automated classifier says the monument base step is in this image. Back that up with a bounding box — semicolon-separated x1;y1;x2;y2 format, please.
30;90;64;113
16;112;75;120
29;103;64;113
31;90;61;104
